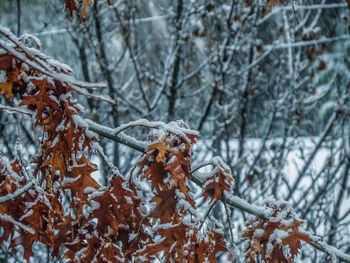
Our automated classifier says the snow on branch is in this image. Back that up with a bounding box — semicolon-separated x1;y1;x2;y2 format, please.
309;241;350;262
0;214;35;235
0;182;34;203
89;118;350;262
258;3;349;25
86;119;147;152
112;119;199;141
268;35;350;50
0;26;115;104
0;104;32;115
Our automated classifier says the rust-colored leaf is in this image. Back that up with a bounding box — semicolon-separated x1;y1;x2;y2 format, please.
242;201;313;263
203;168;233;203
0;67;19;101
20;78;60;124
0;55;13;70
0;82;13;101
282;219;313;258
59;156;99;216
78;0;93;18
65;0;79;17
150;188;177;223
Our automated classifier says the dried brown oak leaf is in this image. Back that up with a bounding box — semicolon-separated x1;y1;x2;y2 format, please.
203;165;233;203
242;200;313;263
78;0;93;18
194;228;228;262
20;78;60;124
139;222;227;262
150;188;177;223
65;0;79;17
0;64;20;101
88;176;136;236
60;156;99;216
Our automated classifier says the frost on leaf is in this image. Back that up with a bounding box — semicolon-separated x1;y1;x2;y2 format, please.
202;158;233;203
0;158;55;262
136;221;227;262
138;123;197;213
242;199;313;263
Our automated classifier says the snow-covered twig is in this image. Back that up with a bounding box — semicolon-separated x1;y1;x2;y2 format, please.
309;241;350;262
257;3;349;25
0;104;32;115
268;35;350;50
0;26;108;91
191;157;230;176
0;39;114;104
0;214;35;234
86;119;147;153
111;119;199;141
0;182;34;203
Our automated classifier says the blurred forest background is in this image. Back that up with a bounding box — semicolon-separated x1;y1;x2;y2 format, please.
1;0;350;262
